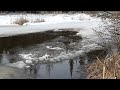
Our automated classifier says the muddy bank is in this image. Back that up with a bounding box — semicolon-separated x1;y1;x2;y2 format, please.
86;49;107;62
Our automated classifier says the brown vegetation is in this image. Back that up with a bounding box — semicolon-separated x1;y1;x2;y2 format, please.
13;17;29;25
86;53;120;79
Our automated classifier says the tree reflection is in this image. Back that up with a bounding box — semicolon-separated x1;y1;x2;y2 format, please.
46;62;53;77
79;59;84;65
69;59;74;77
79;56;88;65
29;63;39;79
63;40;71;53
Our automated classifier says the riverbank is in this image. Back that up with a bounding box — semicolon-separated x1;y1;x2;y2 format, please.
86;52;120;79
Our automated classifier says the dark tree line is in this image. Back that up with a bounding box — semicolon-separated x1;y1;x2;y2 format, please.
0;11;85;15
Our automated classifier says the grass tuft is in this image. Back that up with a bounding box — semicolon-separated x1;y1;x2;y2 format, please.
13;17;29;25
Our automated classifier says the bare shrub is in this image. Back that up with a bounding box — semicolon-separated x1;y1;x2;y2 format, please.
86;53;120;79
13;17;29;25
85;11;120;79
93;11;120;53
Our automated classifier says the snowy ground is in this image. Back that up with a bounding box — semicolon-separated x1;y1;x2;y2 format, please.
0;13;103;38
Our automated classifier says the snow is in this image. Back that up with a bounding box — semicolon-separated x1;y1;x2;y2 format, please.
19;53;35;60
25;60;33;64
18;50;85;62
46;46;63;50
38;50;86;62
25;65;30;68
49;50;85;62
81;43;103;53
39;53;50;61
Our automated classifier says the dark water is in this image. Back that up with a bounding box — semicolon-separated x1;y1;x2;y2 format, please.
0;29;89;79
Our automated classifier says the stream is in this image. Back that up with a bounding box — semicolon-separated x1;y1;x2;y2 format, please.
0;28;105;79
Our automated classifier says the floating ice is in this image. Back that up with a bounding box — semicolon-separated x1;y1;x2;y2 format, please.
7;61;26;69
19;53;35;60
25;65;30;68
48;50;85;62
39;53;50;61
25;60;33;64
46;46;63;50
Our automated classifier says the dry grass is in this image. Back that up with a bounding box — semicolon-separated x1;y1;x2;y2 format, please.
33;18;45;23
13;17;29;25
86;53;120;79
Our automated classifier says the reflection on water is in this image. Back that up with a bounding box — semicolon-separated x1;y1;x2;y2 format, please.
0;49;87;79
24;59;86;79
69;59;74;77
45;62;53;77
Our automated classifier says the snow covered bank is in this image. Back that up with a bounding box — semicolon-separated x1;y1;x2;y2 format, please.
0;13;98;25
0;13;103;38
